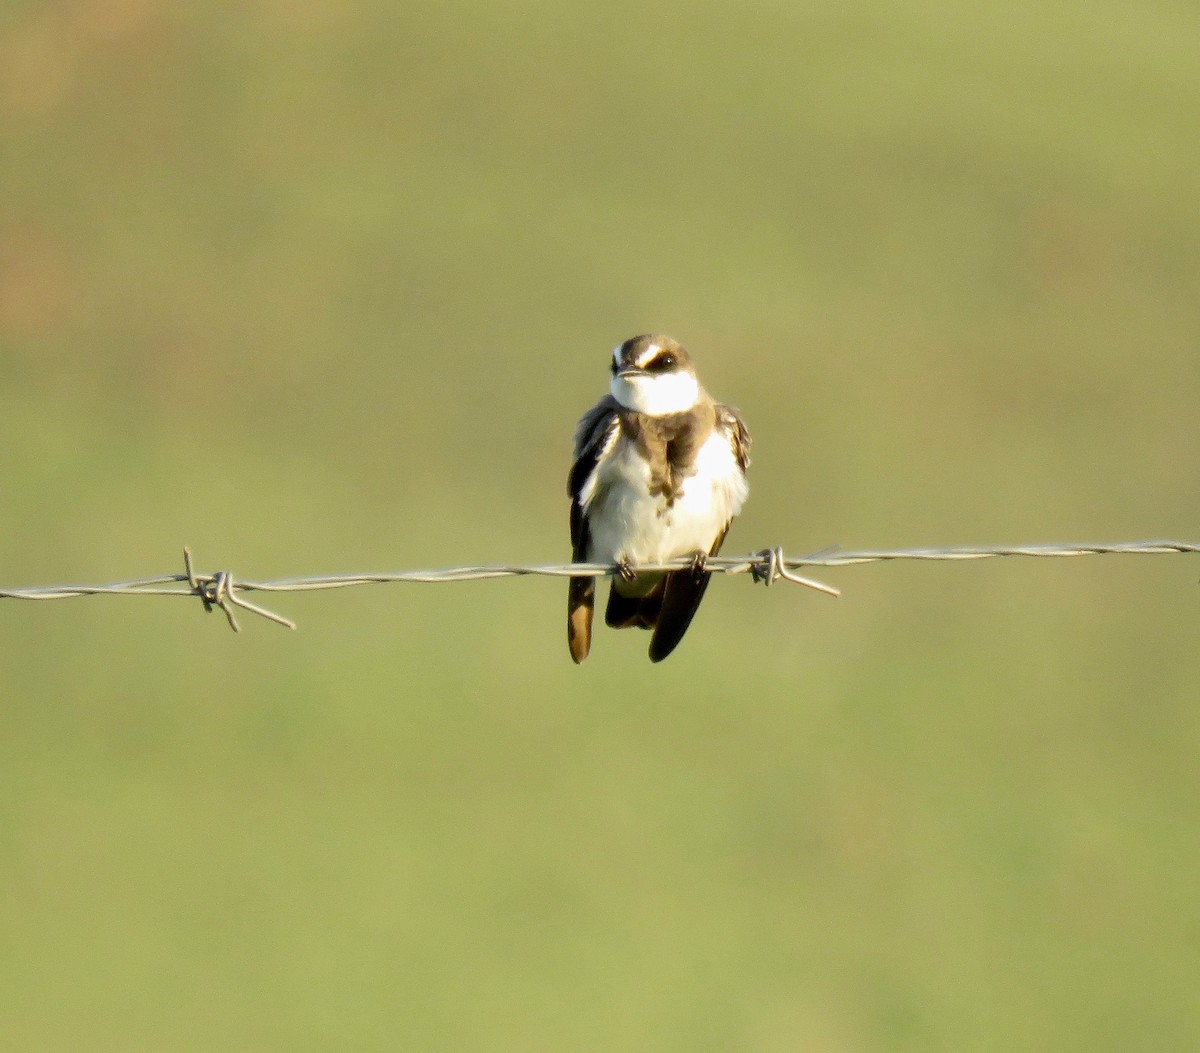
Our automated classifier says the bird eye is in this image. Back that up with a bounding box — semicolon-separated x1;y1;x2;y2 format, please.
657;353;675;370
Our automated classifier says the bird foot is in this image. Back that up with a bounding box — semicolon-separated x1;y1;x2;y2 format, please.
614;559;637;583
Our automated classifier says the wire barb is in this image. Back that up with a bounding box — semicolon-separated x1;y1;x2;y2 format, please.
181;547;297;633
0;539;1195;633
751;547;841;597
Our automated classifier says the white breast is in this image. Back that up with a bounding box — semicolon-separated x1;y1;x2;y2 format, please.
583;430;748;565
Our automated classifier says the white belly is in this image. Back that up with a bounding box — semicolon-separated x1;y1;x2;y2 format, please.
584;431;748;565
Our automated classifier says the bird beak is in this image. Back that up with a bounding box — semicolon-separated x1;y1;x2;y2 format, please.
617;367;648;379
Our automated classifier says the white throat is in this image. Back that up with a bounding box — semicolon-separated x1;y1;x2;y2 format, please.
611;371;700;416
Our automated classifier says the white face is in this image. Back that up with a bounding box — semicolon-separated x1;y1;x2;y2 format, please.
611;368;700;416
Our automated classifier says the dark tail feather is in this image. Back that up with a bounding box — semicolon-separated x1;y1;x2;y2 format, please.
567;576;595;664
605;579;664;629
647;530;728;662
648;569;713;662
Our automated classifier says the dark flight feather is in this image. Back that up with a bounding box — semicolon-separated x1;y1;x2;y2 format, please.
567;404;620;663
647;527;728;662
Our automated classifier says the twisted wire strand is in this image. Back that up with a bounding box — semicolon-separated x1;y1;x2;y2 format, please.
0;540;1196;632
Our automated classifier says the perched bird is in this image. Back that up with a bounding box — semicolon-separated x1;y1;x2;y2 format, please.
567;335;751;663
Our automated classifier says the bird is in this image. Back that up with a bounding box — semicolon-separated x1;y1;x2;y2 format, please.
567;334;751;663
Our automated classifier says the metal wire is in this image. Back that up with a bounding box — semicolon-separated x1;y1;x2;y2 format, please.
0;540;1196;632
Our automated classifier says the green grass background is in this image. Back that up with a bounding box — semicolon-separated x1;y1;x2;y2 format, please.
2;1;1198;1049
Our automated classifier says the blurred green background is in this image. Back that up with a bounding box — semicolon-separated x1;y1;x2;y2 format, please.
1;1;1198;1049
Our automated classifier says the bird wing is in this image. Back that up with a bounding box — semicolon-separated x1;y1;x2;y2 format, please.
649;408;748;662
567;398;621;663
647;528;728;663
716;402;752;472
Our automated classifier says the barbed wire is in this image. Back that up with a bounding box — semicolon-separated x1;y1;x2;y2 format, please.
0;540;1196;633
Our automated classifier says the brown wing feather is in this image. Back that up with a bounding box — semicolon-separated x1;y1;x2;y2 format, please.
567;489;597;663
716;402;752;471
567;579;594;664
567;400;621;664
